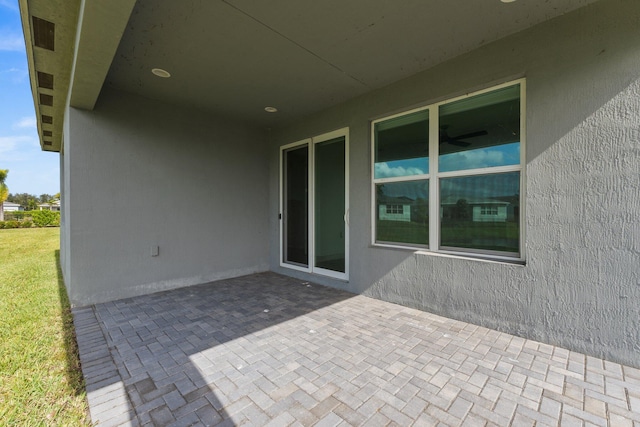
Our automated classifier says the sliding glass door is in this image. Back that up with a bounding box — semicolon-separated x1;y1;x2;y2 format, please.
280;129;349;280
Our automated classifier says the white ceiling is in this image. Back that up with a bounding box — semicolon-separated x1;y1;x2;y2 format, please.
103;0;599;127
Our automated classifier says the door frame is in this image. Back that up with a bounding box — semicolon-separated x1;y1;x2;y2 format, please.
279;127;349;280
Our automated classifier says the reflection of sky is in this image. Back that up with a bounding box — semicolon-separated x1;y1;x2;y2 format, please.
439;142;520;172
375;144;520;201
374;157;428;178
375;143;519;178
377;180;429;201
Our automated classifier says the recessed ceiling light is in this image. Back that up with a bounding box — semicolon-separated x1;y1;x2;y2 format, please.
151;68;171;78
501;0;516;3
264;106;278;113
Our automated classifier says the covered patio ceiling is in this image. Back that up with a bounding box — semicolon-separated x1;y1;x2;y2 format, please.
20;0;600;152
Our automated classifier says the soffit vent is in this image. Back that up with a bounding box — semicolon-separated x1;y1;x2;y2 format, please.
42;115;53;124
32;16;55;51
43;141;52;146
40;93;53;106
37;71;54;89
43;130;52;137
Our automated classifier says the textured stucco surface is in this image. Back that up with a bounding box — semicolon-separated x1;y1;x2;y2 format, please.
269;0;640;367
62;89;270;306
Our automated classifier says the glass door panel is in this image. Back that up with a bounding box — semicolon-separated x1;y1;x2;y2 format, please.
282;145;309;267
314;137;346;274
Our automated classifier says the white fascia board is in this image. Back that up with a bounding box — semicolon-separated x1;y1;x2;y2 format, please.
69;0;137;110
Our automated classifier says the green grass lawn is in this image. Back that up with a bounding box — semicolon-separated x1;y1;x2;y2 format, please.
377;219;519;252
441;221;519;252
377;220;429;245
0;228;90;425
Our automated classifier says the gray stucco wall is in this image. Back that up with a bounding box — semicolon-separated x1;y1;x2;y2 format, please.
269;0;640;367
63;89;270;306
60;109;72;288
59;151;69;286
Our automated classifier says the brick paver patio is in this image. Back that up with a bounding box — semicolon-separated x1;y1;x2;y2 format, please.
72;272;640;426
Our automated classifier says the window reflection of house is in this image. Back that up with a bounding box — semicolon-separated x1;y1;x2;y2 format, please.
378;196;412;222
474;204;507;222
440;198;510;223
480;206;498;215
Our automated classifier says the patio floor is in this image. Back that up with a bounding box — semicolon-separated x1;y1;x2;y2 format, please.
72;272;640;427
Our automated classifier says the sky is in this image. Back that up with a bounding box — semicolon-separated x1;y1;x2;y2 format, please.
375;142;521;202
374;143;520;179
0;0;59;196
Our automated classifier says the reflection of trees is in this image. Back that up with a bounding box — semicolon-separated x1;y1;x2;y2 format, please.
454;199;470;220
375;184;384;220
413;198;428;225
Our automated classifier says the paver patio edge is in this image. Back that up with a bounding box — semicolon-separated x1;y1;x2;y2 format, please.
73;305;139;426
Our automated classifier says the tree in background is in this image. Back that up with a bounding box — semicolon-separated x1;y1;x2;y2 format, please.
0;170;8;221
454;199;471;221
38;194;53;204
7;193;39;211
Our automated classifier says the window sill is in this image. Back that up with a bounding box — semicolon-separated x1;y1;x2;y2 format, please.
372;242;526;266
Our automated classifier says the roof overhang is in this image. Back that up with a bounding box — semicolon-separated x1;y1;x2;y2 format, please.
20;0;602;153
19;0;135;152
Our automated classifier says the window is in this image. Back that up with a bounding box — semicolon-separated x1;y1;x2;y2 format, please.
386;205;404;214
480;206;498;216
372;81;524;260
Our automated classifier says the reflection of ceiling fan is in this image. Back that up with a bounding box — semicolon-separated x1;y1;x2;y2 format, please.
439;126;488;147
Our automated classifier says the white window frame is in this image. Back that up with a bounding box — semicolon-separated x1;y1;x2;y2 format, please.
371;79;526;262
279;128;350;280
